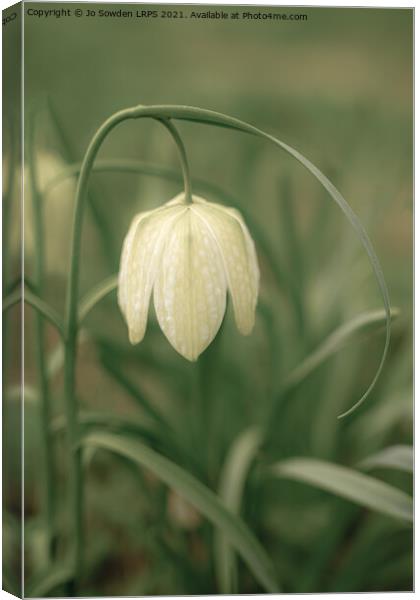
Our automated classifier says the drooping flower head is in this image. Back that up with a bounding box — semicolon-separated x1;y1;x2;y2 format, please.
118;193;259;361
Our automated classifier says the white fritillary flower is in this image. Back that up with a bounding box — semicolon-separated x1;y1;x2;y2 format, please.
118;193;259;361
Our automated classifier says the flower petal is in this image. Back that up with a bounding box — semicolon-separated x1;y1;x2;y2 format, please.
118;205;185;344
153;208;227;361
192;198;259;335
118;210;152;316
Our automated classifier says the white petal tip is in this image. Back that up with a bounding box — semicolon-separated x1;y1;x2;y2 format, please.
237;319;255;336
186;355;199;362
128;329;144;345
174;346;200;362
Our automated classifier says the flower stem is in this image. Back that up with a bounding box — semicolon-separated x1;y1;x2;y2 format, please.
159;118;193;203
63;105;196;586
27;111;56;560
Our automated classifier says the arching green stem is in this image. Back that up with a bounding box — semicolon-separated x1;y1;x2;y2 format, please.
63;106;195;585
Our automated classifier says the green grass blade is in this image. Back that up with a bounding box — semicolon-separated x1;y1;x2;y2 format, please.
78;274;118;323
270;458;412;522
51;410;157;441
214;427;263;593
282;308;399;393
359;445;413;473
24;289;65;338
99;350;169;428
3;288;21;313
82;431;279;593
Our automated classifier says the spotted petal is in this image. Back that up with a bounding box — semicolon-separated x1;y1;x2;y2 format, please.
118;205;185;344
192;197;259;335
153;208;227;361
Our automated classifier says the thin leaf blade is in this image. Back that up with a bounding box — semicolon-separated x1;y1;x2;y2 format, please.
270;457;412;523
282;308;399;392
359;445;413;474
79;274;118;323
215;427;263;593
82;430;279;593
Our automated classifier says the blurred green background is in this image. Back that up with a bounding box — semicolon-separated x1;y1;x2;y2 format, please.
4;3;413;596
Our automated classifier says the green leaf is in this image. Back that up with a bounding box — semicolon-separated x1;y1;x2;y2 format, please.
25;288;65;338
282;308;399;395
3;287;21;313
52;410;153;437
52;410;158;446
270;458;412;523
99;350;169;428
79;274;118;323
215;427;263;593
82;430;279;593
359;445;413;474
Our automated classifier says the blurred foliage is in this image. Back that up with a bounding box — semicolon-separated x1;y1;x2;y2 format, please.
3;4;412;596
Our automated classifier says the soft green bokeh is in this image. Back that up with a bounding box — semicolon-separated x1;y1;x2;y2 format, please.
3;4;412;596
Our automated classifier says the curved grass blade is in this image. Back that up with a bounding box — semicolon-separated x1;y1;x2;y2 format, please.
3;287;21;313
82;431;279;593
52;409;155;435
215;427;263;593
359;445;413;474
139;105;391;418
52;409;195;469
270;458;412;522
99;350;169;428
79;274;118;323
282;308;399;393
24;289;65;338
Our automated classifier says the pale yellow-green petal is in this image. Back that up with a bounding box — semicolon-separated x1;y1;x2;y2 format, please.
118;210;152;316
118;205;185;344
192;198;259;335
153;209;227;361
